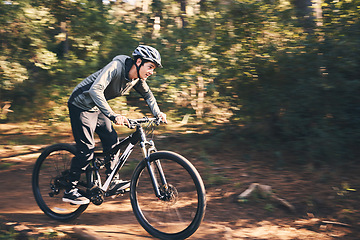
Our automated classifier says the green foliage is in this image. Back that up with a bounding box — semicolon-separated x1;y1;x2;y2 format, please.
0;227;19;240
0;0;359;164
0;162;15;170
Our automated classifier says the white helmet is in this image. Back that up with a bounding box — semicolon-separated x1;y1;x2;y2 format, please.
132;45;162;68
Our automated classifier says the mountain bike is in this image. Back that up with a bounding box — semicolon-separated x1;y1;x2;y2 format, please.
32;117;206;240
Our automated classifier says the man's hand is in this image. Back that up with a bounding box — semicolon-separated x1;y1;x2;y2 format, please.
114;115;130;126
158;112;167;124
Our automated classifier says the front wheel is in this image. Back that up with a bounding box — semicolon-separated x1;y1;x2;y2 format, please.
32;143;88;221
130;151;206;240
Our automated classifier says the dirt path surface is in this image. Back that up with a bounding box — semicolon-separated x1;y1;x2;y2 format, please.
1;123;359;239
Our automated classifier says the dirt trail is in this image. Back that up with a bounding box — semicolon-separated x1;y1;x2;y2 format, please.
0;123;359;239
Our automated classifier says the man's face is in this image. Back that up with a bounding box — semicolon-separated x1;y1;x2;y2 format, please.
137;59;156;80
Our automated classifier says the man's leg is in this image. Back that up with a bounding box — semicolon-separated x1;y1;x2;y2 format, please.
95;112;118;175
65;103;98;204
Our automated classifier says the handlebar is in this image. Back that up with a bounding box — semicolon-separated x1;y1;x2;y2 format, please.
127;117;162;129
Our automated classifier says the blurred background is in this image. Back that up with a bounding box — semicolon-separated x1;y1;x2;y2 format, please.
0;0;359;166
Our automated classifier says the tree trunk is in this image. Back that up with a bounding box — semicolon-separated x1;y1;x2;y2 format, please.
291;0;316;32
60;22;69;56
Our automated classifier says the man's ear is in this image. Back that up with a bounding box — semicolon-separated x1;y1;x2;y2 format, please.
136;58;142;66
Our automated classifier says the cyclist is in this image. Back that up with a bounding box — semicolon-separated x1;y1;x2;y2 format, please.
63;45;167;205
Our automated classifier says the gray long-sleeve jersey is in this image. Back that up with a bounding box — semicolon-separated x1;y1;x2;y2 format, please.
68;55;161;121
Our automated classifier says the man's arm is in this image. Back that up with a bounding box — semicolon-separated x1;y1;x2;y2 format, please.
134;79;167;123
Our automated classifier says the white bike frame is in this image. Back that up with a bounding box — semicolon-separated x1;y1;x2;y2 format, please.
90;118;166;198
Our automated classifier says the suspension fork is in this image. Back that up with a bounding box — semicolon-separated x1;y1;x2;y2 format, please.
139;127;168;199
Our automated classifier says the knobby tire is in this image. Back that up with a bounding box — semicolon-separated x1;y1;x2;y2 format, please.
130;151;206;240
32;143;88;222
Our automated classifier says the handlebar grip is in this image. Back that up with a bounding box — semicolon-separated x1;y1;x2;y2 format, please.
155;117;162;125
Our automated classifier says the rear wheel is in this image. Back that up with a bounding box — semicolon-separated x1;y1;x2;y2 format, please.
32;143;88;221
130;151;206;240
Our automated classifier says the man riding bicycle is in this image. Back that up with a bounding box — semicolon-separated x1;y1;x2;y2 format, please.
64;45;167;205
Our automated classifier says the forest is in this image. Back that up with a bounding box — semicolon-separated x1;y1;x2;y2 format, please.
1;0;360;165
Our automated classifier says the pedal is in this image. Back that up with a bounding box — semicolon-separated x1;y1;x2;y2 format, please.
111;181;130;192
107;181;130;198
116;186;130;194
110;187;130;199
